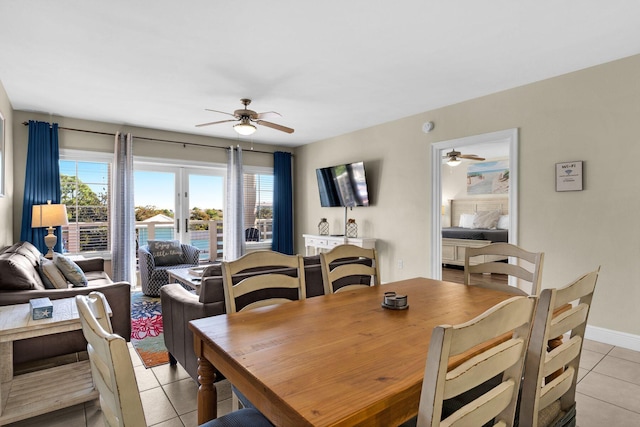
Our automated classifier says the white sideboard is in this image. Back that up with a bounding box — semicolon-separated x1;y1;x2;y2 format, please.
302;234;376;256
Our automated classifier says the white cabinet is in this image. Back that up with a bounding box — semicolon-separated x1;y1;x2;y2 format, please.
302;234;376;256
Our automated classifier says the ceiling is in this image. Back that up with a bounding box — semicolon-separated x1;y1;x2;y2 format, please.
2;1;640;148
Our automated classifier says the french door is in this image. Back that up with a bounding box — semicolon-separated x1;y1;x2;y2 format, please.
134;164;224;261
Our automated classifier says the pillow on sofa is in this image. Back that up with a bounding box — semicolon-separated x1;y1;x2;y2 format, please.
38;256;69;289
0;251;46;290
148;240;184;266
54;253;88;287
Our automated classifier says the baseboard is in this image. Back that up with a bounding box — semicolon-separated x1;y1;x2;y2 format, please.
586;325;640;352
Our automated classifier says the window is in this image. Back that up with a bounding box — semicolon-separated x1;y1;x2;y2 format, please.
244;170;274;243
59;151;112;254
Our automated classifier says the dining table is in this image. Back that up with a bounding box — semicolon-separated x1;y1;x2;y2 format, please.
189;277;515;426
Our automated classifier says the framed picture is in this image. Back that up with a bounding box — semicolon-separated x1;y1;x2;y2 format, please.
556;161;583;192
467;160;509;195
0;111;4;197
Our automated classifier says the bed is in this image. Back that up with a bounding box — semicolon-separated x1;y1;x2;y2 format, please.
442;198;509;266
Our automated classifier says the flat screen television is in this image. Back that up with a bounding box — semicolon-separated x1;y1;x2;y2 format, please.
316;161;370;207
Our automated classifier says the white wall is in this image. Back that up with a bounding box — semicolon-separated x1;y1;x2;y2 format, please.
294;54;640;339
0;81;13;247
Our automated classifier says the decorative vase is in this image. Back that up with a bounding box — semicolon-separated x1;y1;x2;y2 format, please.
318;218;330;235
346;218;358;238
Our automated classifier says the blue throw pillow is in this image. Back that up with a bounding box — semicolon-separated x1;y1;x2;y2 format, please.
53;253;88;287
148;240;184;266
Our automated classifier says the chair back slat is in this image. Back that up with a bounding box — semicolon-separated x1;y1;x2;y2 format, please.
543;336;582;377
548;304;588;339
444;337;525;399
538;366;575;410
446;380;516;427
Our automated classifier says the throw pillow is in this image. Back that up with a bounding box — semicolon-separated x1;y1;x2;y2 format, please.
459;213;476;229
53;253;88;287
38;256;69;289
148;240;184;266
471;210;501;229
497;215;510;230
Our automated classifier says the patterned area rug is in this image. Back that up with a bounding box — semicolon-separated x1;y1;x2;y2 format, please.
130;291;169;368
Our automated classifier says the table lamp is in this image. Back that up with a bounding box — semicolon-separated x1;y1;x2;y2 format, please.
32;201;68;259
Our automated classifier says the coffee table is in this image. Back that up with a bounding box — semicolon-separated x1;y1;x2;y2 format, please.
168;265;216;294
0;297;110;425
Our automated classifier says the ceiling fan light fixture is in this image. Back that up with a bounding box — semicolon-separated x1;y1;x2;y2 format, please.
447;157;462;167
234;120;256;136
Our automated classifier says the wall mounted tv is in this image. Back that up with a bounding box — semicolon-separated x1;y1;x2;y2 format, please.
316;161;370;207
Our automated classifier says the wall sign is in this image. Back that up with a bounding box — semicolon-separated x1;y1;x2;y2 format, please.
556;161;583;192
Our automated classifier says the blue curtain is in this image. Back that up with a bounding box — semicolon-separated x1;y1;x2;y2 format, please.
20;121;62;253
272;151;294;255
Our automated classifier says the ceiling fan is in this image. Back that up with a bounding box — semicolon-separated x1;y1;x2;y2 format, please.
196;98;294;135
443;149;485;166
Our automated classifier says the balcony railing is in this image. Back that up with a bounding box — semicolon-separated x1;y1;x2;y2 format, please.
62;219;273;262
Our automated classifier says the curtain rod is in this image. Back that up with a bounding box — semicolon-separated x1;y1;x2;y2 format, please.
21;121;279;155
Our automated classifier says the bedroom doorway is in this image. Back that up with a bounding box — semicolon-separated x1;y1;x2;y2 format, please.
429;128;519;281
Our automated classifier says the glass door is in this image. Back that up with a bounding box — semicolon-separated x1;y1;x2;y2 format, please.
134;169;178;248
184;170;224;261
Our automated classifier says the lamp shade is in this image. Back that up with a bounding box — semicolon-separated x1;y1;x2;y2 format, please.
234;118;257;136
32;201;69;228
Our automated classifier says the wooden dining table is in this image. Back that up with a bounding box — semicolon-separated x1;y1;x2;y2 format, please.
189;277;515;426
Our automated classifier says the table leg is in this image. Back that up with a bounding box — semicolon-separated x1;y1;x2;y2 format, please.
0;341;12;383
197;356;217;424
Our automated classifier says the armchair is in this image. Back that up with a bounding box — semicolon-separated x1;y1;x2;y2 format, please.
138;242;200;296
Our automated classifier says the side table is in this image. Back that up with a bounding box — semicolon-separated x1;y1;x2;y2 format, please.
0;297;111;425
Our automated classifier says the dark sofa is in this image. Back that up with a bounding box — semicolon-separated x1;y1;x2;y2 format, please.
161;254;372;381
0;241;132;367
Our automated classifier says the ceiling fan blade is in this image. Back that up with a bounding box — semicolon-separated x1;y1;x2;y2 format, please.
204;109;237;118
255;111;282;120
195;119;237;128
460;155;485;161
256;120;294;134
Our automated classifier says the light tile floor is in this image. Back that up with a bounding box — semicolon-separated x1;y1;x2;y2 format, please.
7;339;640;426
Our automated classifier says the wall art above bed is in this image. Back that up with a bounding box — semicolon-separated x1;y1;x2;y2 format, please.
467;160;509;195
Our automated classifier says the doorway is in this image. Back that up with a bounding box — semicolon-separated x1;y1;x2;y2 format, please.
430;129;519;280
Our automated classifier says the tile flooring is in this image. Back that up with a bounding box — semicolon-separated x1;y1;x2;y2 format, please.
7;340;640;426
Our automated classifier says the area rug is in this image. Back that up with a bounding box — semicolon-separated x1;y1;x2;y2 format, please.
130;291;169;368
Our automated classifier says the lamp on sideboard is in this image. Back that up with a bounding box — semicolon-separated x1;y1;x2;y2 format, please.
32;201;68;259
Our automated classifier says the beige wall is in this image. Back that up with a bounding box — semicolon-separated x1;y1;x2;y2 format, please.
0;81;13;247
11;111;291;241
294;54;640;338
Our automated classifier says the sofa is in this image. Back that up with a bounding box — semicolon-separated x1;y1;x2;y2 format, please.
161;254;372;381
138;242;200;297
0;241;132;367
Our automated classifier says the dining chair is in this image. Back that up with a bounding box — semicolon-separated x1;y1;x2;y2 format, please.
464;242;544;296
221;250;306;313
320;244;380;294
76;292;273;427
414;295;536;427
518;268;600;427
